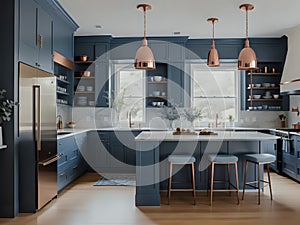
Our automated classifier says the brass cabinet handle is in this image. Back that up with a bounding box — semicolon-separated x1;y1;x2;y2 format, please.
39;34;43;48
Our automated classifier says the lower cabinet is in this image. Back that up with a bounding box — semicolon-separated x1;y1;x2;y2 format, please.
57;133;87;192
282;135;300;182
86;130;140;174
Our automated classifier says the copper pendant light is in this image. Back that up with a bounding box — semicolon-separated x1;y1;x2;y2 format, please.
134;4;156;70
207;18;220;67
238;4;257;70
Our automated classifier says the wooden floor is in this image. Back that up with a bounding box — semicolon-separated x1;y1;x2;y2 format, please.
1;172;300;225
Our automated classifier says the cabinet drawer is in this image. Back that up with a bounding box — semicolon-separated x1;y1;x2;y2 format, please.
57;169;69;191
58;136;77;154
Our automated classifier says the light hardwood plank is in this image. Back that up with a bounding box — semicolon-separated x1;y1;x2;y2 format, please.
0;172;299;225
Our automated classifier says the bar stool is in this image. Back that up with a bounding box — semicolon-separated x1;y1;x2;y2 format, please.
241;153;276;205
207;154;239;205
167;155;196;205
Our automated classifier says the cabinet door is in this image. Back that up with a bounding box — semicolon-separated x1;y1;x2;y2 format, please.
168;63;184;106
37;6;53;73
95;62;109;107
95;43;109;61
19;0;38;66
75;43;95;61
149;42;168;63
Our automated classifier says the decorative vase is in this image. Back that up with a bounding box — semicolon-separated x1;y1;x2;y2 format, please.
280;120;286;128
168;120;174;130
0;126;3;146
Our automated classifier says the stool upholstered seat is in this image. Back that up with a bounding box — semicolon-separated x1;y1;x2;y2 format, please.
241;153;275;163
208;154;238;163
168;155;196;163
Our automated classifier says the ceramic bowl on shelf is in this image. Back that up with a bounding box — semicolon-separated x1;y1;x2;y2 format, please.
253;95;261;99
152;91;160;96
273;94;280;99
154;76;162;82
77;85;85;92
152;102;157;106
262;83;271;87
257;106;263;110
255;83;262;87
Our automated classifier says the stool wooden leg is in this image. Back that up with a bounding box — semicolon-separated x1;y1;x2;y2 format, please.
207;165;211;196
210;162;215;206
242;160;248;200
227;164;231;195
168;162;173;204
267;164;273;200
257;163;261;205
234;162;240;204
191;162;196;205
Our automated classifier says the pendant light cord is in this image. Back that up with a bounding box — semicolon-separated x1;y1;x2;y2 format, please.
246;9;249;40
212;21;215;41
143;7;146;39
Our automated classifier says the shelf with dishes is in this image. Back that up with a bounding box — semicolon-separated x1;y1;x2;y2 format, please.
248;72;281;76
248;98;282;102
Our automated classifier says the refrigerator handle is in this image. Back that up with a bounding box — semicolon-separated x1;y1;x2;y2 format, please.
38;153;63;166
33;85;41;151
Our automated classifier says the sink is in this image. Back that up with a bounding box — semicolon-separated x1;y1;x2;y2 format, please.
57;131;72;135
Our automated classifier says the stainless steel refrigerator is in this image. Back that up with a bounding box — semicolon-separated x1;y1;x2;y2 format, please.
19;62;58;212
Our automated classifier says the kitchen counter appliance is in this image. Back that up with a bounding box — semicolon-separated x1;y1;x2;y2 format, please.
19;62;58;212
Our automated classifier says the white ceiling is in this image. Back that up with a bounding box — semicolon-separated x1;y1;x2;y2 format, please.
57;0;300;38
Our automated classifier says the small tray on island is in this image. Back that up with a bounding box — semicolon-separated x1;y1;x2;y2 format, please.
199;130;218;135
172;127;198;135
172;131;198;135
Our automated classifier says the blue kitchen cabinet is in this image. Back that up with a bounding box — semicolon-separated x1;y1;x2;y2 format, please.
282;134;297;180
19;0;53;73
87;131;139;173
19;0;39;68
149;41;168;63
95;62;109;107
74;43;95;61
57;133;87;192
95;43;110;61
168;63;184;107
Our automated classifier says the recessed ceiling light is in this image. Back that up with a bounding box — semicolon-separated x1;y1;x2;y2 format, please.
173;31;181;35
95;25;102;29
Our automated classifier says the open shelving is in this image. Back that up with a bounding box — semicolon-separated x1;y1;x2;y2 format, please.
73;61;96;107
54;51;74;106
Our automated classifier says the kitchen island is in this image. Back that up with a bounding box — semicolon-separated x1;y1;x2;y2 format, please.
135;131;279;206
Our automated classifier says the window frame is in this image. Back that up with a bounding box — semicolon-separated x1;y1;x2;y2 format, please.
111;61;146;122
190;62;240;122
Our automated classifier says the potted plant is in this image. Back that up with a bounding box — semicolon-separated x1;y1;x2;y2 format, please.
161;105;180;130
279;114;287;128
183;108;202;130
0;89;17;146
228;114;234;127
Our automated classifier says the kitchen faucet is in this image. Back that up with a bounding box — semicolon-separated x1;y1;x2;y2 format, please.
57;115;63;129
127;111;134;128
215;113;221;128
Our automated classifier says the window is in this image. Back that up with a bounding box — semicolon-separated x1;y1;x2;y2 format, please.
113;63;145;122
191;63;239;122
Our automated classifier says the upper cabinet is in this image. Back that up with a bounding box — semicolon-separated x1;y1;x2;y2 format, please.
19;0;78;73
19;0;53;73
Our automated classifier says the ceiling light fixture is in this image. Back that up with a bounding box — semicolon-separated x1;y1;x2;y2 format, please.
207;18;220;67
134;4;156;70
238;3;257;70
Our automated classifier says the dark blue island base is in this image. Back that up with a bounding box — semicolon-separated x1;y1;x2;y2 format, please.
135;131;279;206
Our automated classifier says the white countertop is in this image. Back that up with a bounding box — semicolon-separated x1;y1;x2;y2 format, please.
135;131;280;142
